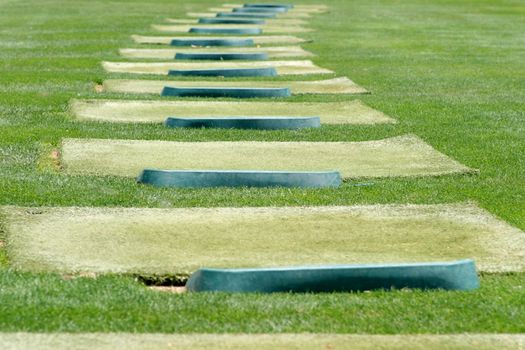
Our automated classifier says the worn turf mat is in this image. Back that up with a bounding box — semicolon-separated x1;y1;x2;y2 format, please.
101;77;368;94
119;46;314;59
166;18;309;26
0;333;523;350
223;4;329;12
3;203;524;274
208;9;312;18
131;34;308;45
101;60;332;76
70;99;395;124
60;135;471;179
151;24;312;34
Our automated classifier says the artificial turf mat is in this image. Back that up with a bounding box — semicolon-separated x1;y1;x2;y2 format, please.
59;135;472;179
101;60;332;76
101;77;368;95
119;46;314;59
167;18;309;26
208;10;312;19
3;204;525;275
223;4;329;12
1;333;523;350
131;34;308;45
151;24;312;34
70;99;394;124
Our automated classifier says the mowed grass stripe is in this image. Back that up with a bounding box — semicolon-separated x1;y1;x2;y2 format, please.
101;61;332;76
1;333;523;350
119;46;314;59
102;77;368;94
60;135;472;179
131;34;309;45
3;204;525;275
151;24;313;34
70;99;395;124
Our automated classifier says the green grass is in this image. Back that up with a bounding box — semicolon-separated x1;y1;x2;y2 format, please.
0;0;524;333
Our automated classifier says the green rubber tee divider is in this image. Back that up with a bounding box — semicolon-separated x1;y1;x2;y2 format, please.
167;67;276;77
186;259;480;293
217;12;277;18
137;169;341;188
234;8;287;13
189;27;262;35
164;116;321;129
161;86;291;98
199;18;266;24
175;52;268;60
170;38;254;46
233;7;288;13
244;4;294;9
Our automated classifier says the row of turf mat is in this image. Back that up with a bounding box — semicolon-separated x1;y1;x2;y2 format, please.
46;2;488;293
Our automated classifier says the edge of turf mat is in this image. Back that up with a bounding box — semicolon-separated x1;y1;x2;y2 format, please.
131;34;309;45
188;27;263;35
70;99;393;124
164;116;321;129
59;135;474;179
186;259;480;293
1;333;524;350
119;46;314;59
101;60;333;76
3;203;525;274
137;169;340;188
100;77;368;95
152;24;312;34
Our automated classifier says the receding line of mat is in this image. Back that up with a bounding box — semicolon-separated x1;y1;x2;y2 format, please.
211;10;312;18
101;77;368;95
101;61;331;76
187;260;479;292
119;46;314;59
138;169;340;188
131;35;308;45
60;135;473;179
188;12;310;19
2;334;523;350
71;99;395;125
4;203;524;275
164;18;309;25
164;116;321;129
226;3;329;12
152;24;312;34
131;34;308;45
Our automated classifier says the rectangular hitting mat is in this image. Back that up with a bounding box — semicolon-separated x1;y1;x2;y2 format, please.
70;99;396;125
60;135;472;179
151;24;312;34
119;46;314;59
131;34;308;45
0;333;523;350
3;203;523;274
101;77;368;95
166;18;309;26
206;9;312;18
101;60;332;76
222;3;329;12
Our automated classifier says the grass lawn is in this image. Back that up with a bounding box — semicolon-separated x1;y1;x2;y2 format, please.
0;0;524;333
